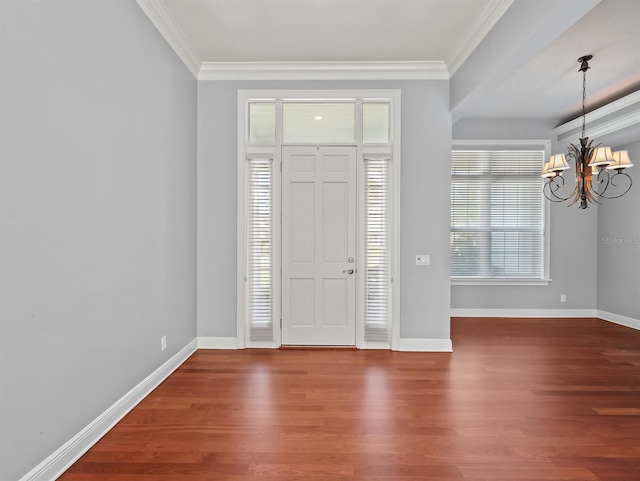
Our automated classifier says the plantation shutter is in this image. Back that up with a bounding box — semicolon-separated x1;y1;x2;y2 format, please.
247;155;274;342
364;155;391;342
451;150;545;279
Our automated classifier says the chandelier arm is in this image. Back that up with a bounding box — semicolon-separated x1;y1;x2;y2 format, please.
594;172;633;200
543;176;574;202
592;169;611;197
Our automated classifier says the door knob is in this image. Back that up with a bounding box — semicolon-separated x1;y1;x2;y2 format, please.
343;269;354;274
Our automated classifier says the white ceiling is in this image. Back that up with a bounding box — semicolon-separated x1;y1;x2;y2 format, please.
147;0;640;132
161;0;496;65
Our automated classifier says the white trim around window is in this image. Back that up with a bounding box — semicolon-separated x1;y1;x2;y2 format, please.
451;139;552;286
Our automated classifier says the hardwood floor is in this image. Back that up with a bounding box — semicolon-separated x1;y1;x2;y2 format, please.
59;318;640;480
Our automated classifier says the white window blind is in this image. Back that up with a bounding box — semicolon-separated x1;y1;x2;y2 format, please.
451;150;545;279
247;156;274;341
364;155;391;342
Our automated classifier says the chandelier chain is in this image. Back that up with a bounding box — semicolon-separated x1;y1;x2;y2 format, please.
582;68;587;140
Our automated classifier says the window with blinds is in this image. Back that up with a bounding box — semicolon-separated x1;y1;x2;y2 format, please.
451;150;545;279
247;156;274;341
364;156;391;342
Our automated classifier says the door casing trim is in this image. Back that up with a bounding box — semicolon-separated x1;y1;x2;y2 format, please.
237;89;401;350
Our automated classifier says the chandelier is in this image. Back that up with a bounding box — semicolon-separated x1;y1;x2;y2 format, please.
542;55;633;209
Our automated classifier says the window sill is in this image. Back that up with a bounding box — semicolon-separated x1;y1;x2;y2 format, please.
451;278;552;286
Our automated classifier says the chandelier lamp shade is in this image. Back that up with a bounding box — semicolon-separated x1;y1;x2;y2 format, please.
542;55;633;209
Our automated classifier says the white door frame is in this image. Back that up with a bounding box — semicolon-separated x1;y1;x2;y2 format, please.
237;90;401;350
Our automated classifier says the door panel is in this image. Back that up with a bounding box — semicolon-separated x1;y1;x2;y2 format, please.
290;278;314;327
282;146;356;345
323;182;348;262
290;182;315;263
322;279;348;326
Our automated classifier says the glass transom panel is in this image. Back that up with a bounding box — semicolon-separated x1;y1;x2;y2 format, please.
249;102;276;144
363;103;390;144
283;103;355;144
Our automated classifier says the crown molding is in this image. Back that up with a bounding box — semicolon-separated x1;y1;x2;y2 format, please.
198;61;449;81
554;91;640;144
446;0;514;76
581;111;640;142
136;0;201;77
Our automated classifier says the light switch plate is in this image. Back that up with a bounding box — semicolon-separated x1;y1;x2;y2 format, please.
416;254;430;266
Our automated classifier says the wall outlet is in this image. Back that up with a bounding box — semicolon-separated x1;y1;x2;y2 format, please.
560;294;567;303
161;335;167;351
416;254;431;266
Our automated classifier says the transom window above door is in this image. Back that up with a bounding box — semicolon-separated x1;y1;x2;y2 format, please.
247;100;391;145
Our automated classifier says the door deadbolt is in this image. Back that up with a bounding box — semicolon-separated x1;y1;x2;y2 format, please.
348;257;354;263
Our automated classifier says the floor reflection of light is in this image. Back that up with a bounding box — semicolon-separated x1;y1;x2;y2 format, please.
362;366;391;433
245;364;273;431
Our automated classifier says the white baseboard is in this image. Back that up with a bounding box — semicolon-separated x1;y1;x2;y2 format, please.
597;310;640;331
450;308;597;318
197;336;239;349
395;338;453;352
19;339;197;481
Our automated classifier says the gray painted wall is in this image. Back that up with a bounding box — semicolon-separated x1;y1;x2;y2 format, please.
597;140;640;319
197;80;452;341
451;119;599;310
0;2;197;479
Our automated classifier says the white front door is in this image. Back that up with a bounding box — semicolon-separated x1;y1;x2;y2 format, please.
281;146;357;345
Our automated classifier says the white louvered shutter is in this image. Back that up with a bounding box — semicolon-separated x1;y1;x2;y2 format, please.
364;155;391;342
247;155;274;342
451;150;545;279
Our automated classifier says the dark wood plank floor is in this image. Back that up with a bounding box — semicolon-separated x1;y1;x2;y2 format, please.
59;318;640;480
